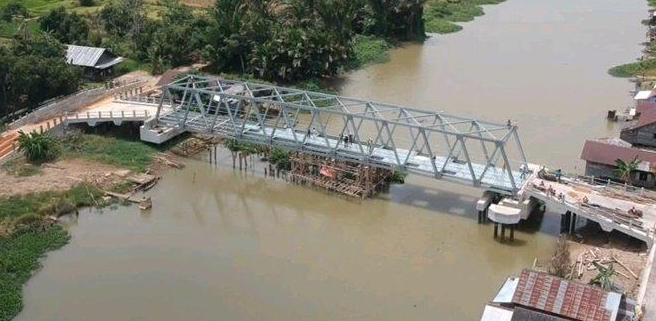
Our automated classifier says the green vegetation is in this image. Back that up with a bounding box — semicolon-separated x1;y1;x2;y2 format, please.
0;226;69;321
202;0;424;82
589;262;618;291
0;184;106;320
224;139;264;155
615;156;641;185
349;35;391;68
1;2;29;21
61;133;158;172
17;131;61;164
389;171;407;184
424;0;506;34
0;35;82;120
608;58;656;78
268;148;291;170
38;7;89;44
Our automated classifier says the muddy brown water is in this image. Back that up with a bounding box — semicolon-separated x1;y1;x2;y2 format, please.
16;0;648;320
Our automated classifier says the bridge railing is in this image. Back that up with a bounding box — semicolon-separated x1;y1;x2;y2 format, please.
150;75;530;193
525;183;653;237
64;110;150;121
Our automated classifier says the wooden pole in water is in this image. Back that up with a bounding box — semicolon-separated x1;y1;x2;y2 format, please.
510;224;515;241
501;224;506;241
494;223;498;238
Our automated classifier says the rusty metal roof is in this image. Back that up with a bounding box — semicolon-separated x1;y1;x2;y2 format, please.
580;138;656;172
512;270;621;321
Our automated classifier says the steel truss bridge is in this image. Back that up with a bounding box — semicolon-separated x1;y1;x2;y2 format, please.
146;75;530;195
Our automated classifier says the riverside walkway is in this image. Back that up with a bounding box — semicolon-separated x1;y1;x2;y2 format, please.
141;75;531;195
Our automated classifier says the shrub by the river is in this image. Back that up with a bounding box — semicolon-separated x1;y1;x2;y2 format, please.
0;226;69;321
349;35;391;68
424;0;506;34
17;131;60;164
0;184;106;320
608;58;656;78
61;133;158;172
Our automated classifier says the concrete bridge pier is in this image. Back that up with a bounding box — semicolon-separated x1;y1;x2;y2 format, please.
493;223;516;241
560;211;578;235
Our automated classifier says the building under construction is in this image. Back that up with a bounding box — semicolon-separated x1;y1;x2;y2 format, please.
289;152;396;199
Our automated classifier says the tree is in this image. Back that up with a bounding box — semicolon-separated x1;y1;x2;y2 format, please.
39;7;90;44
615;156;640;185
0;2;28;22
204;0;274;73
549;235;571;278
361;0;425;40
17;131;61;163
100;0;146;51
140;0;208;70
0;35;82;118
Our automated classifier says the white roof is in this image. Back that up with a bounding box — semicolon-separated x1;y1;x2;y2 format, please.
65;45;123;69
634;90;653;100
479;305;513;321
492;277;519;303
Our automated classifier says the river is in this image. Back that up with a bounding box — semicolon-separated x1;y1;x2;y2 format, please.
16;0;648;320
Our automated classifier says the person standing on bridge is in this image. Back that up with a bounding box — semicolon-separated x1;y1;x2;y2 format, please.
555;169;562;183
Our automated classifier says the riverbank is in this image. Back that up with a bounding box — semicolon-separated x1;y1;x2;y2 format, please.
0;132;179;320
608;0;656;78
424;0;506;34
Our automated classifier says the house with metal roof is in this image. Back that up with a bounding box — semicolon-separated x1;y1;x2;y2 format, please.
65;45;124;79
481;270;636;321
580;138;656;188
621;99;656;148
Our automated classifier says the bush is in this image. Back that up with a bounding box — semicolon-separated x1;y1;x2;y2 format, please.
608;58;656;78
79;0;95;7
17;131;61;164
0;2;28;22
268;148;291;170
389;171;407;184
350;35;391;68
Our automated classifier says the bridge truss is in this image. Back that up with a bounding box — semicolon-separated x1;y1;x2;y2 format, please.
150;75;530;194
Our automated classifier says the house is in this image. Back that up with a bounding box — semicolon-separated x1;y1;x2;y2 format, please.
480;269;636;321
620;92;656;148
65;45;124;79
580;138;656;188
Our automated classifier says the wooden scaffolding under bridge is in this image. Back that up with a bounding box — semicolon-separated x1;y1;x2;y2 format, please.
289;152;393;199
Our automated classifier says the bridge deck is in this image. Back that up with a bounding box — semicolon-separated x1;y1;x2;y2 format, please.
146;76;531;194
157;109;527;193
523;176;656;246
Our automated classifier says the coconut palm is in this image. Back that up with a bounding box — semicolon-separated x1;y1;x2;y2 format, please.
615;156;640;185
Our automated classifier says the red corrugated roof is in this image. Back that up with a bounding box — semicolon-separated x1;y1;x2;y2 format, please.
512;270;618;321
580;138;656;169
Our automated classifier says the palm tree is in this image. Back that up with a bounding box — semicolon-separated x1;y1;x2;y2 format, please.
615;156;640;185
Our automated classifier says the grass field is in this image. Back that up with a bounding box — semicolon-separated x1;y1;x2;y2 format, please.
62;133;160;172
